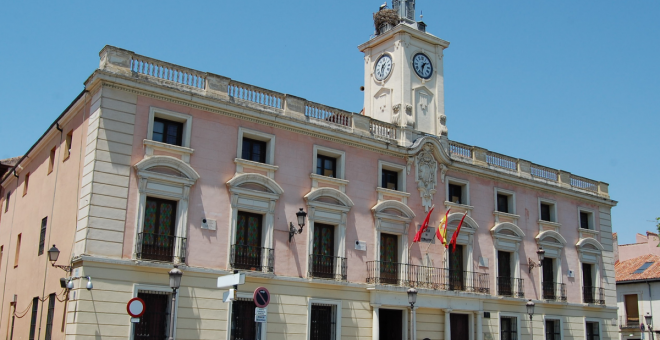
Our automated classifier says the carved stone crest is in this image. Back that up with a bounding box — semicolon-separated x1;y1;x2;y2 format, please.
414;143;438;212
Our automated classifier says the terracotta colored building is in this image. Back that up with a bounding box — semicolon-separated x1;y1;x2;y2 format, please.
0;1;618;339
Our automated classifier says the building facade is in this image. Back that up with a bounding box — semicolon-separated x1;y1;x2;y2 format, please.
0;2;618;339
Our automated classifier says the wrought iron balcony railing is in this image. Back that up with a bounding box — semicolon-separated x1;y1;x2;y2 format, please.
542;281;567;301
230;245;274;272
366;261;490;294
619;316;640;329
136;233;186;263
308;254;347;281
497;277;525;298
583;286;605;305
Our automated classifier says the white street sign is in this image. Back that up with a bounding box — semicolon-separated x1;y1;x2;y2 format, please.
255;307;267;316
217;273;245;288
255;315;267;323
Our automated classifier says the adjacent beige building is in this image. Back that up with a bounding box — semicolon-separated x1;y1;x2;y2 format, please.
0;1;618;339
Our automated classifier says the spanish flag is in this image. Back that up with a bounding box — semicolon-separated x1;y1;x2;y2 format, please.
436;209;451;247
449;211;469;253
413;206;434;243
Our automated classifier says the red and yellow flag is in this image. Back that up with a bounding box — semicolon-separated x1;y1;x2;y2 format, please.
436;209;451;247
449;211;469;253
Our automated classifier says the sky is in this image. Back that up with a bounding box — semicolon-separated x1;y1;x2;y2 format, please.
0;1;658;244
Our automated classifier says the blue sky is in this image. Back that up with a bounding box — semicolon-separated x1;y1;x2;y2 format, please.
1;1;657;244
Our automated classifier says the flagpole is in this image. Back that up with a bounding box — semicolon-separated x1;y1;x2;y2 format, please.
410;205;434;263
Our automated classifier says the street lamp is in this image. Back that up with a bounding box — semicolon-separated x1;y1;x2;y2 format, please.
646;312;654;340
528;247;546;273
526;299;535;321
168;266;183;340
289;208;307;243
48;244;71;272
408;288;418;340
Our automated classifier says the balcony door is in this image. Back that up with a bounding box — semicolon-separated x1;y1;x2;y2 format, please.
141;197;177;262
542;257;555;299
583;263;594;302
380;233;398;284
448;245;464;291
312;223;335;278
498;251;512;296
234;212;263;270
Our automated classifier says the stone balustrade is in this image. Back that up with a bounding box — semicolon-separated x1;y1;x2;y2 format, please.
98;45;610;199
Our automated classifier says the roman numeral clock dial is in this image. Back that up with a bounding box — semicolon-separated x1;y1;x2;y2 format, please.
413;53;433;79
374;54;392;81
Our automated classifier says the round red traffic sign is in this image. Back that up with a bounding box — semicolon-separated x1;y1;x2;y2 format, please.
127;298;146;318
253;287;270;308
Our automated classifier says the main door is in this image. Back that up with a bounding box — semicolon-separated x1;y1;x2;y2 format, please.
379;309;402;340
380;233;399;284
312;223;335;278
448;245;464;291
450;313;469;340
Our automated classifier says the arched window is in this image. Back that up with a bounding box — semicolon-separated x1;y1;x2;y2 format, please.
491;222;525;297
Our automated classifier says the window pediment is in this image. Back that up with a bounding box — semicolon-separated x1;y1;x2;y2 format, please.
135;155;200;186
305;188;354;209
227;173;284;197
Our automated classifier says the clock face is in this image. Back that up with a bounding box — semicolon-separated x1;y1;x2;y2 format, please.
413;53;433;79
374;54;393;81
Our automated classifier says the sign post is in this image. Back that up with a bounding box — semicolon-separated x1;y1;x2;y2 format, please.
253;287;270;339
126;297;146;323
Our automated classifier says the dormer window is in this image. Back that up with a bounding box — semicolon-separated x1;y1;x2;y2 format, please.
152;118;183;146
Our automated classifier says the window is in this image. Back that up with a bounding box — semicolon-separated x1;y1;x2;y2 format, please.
633;262;654;274
153;118;183;146
495;188;515;214
231;212;266;271
317;155;337;178
377;160;407;193
29;297;38;340
500;316;517;340
0;246;3;271
497;251;513;296
624;294;639;327
23;173;29;196
539;200;557;222
382;169;398;190
237;128;276;165
310;223;337;279
448;184;462;204
542;257;555;300
44;293;55;340
582;263;595;303
14;234;21;267
312;145;346;180
446;177;469;205
380;233;399;284
242;138;267;163
48;147;56;174
134;291;170;340
545;320;561;340
230;298;257;340
310;303;337;340
38;217;47;256
138;197;178;262
4;191;9;213
585;321;599;340
64;131;73;161
579;210;594;230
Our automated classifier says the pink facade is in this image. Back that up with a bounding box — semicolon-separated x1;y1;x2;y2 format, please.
617;232;660;263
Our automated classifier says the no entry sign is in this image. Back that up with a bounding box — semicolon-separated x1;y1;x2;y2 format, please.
253;287;270;308
127;297;146;318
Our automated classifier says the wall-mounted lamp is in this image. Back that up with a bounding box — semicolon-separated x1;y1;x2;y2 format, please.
528;246;546;273
289;208;307;243
48;244;72;272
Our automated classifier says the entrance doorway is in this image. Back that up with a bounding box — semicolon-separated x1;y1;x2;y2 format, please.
450;313;469;340
379;309;403;340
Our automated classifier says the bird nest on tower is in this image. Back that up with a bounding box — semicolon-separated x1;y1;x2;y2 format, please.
373;9;400;35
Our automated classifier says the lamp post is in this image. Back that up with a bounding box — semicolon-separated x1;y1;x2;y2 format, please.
408;288;418;340
526;299;535;339
289;208;307;243
528;247;546;273
646;312;654;340
168;266;183;340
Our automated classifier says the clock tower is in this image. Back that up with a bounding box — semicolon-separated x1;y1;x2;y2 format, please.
358;0;450;145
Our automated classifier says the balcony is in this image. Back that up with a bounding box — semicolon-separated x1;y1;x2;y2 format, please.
230;245;274;272
135;232;186;263
366;261;490;294
619;316;640;329
583;286;605;305
497;277;525;298
308;254;347;281
542;282;567;301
